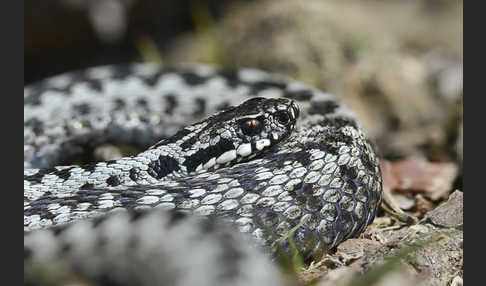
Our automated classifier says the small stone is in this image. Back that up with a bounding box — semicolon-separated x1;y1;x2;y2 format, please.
336;238;382;261
426;190;463;228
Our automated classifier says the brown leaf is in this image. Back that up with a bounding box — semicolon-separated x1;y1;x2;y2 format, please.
381;156;458;200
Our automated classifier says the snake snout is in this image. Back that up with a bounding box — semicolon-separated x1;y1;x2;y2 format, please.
277;99;299;128
288;100;300;121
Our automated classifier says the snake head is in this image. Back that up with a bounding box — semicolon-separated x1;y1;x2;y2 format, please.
181;97;299;173
233;97;299;152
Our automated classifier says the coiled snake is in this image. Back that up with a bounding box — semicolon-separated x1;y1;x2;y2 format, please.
24;64;382;286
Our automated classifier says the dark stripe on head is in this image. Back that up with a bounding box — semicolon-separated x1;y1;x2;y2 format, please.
183;138;235;173
179;133;199;150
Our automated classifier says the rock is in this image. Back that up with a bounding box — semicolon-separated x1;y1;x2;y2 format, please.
336;239;382;262
316;267;354;286
301;219;462;286
426;190;463;228
351;224;462;286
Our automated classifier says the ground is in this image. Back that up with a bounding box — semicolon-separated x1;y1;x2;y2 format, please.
163;1;463;285
25;1;463;285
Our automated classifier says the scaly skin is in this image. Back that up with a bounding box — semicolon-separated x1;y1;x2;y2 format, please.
24;64;382;286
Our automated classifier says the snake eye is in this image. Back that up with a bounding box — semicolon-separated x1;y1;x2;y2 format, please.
240;118;263;136
276;111;290;125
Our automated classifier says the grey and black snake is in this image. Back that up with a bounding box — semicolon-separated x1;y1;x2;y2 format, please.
24;64;382;286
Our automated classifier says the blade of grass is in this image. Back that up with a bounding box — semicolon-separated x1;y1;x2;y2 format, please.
189;1;227;67
134;32;163;64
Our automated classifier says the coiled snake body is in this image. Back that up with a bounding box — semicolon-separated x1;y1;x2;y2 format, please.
24;64;382;286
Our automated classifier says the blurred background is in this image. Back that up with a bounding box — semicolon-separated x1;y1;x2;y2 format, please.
24;0;463;161
24;0;463;284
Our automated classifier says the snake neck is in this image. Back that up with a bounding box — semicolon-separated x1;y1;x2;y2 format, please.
24;97;299;195
24;144;186;190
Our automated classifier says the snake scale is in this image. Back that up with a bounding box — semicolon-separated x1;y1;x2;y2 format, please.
24;64;382;286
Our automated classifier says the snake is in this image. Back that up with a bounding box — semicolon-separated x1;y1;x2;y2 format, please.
24;64;382;286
